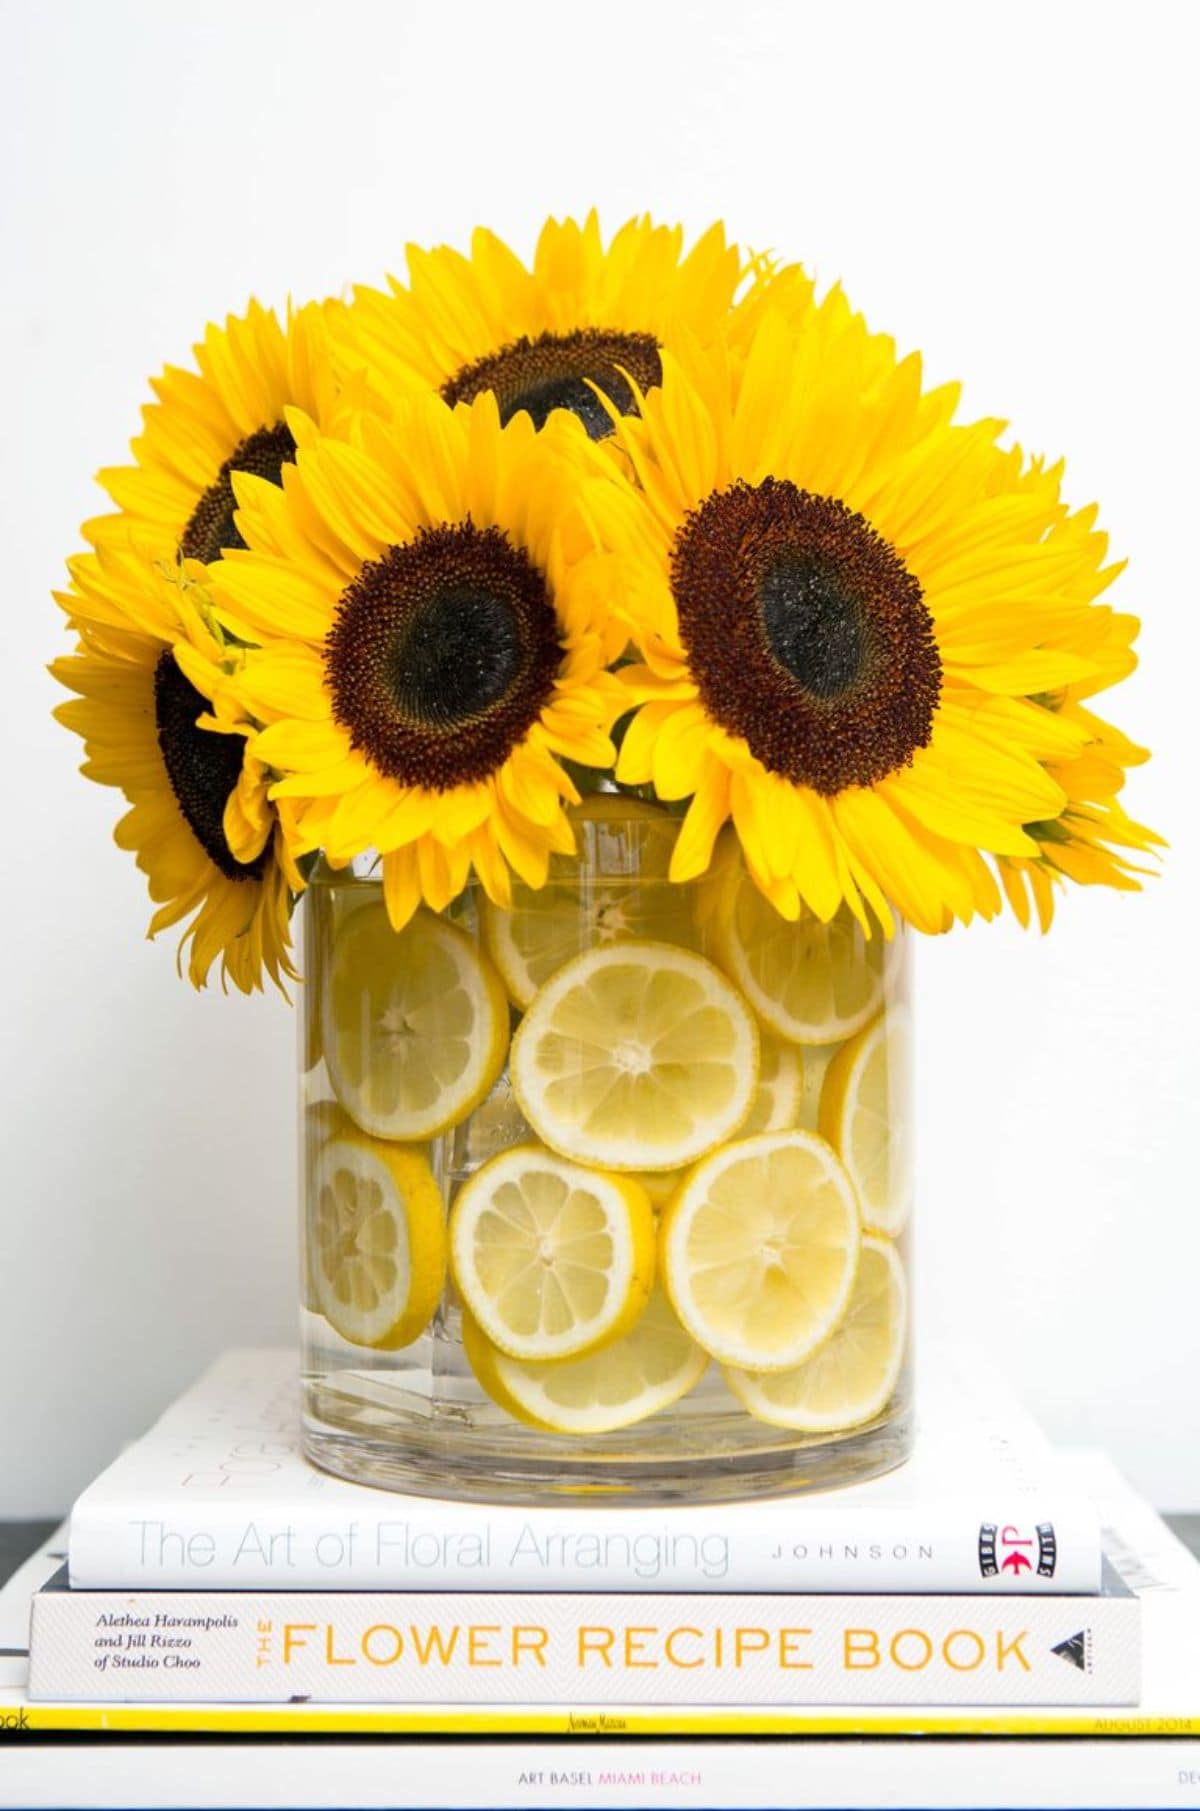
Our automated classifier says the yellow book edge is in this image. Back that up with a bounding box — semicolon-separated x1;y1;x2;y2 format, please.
2;1702;1196;1738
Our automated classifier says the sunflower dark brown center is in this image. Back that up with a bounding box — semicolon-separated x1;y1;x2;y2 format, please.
153;651;266;882
672;479;941;794
178;420;297;564
441;328;662;439
325;522;563;790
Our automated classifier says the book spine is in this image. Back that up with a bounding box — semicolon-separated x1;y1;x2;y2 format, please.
67;1498;1100;1595
28;1584;1138;1705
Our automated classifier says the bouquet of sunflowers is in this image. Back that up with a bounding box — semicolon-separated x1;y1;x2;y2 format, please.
53;213;1155;991
51;216;1159;1469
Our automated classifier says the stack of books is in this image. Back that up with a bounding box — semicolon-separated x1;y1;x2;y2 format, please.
3;1349;1198;1805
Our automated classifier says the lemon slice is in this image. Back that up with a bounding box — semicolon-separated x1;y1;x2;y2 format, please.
480;796;698;1009
795;1040;839;1132
463;1287;707;1434
707;859;884;1046
724;1237;907;1430
818;1008;913;1234
742;1036;803;1135
660;1130;860;1371
510;940;758;1171
449;1144;656;1361
322;902;509;1141
301;1099;354;1312
312;1131;447;1348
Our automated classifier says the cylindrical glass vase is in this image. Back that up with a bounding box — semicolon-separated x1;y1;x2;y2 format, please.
300;803;913;1504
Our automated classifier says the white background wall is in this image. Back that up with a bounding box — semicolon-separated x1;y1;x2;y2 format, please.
2;0;1196;1515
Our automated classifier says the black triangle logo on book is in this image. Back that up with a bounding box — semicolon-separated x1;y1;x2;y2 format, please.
1051;1631;1088;1671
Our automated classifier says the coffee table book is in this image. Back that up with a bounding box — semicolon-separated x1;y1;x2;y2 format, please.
26;1558;1138;1706
1;1453;1194;1739
66;1348;1099;1595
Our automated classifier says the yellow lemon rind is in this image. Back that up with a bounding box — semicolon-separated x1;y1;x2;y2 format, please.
722;1236;908;1432
509;939;760;1173
659;1129;861;1374
705;858;885;1048
323;906;511;1143
741;1036;804;1136
479;796;699;1011
461;1311;555;1430
818;1007;913;1237
448;1144;656;1364
312;1132;447;1351
462;1293;708;1436
478;896;543;1012
301;1099;356;1312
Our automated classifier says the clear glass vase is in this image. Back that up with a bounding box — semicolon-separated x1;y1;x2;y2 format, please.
300;803;913;1504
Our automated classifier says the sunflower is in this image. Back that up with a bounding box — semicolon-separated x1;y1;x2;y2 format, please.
209;391;624;928
334;213;747;442
584;293;1151;935
52;542;298;991
88;298;359;570
997;609;1162;928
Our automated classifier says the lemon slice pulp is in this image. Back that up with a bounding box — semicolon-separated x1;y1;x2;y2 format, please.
819;1008;913;1234
661;1130;861;1371
449;1144;656;1362
795;1040;839;1132
463;1287;707;1434
742;1036;803;1135
302;1099;353;1312
322;902;509;1141
708;858;885;1046
481;796;699;1009
312;1131;446;1348
724;1236;907;1429
510;940;758;1171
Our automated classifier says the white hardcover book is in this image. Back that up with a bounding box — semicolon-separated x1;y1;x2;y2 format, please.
67;1348;1101;1594
4;1455;1199;1744
9;1742;1200;1811
27;1563;1138;1706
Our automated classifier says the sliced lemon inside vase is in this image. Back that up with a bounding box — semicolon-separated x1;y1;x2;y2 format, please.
623;1043;800;1209
741;1036;803;1135
510;940;758;1171
312;1131;447;1348
818;1008;914;1235
707;858;885;1046
463;1286;707;1434
481;796;700;1009
660;1130;860;1371
322;902;509;1141
302;1099;354;1313
795;1039;839;1132
724;1236;907;1430
448;1144;656;1362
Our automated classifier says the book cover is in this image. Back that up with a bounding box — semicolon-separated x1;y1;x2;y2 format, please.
4;1736;1200;1811
66;1349;1101;1594
3;1454;1195;1737
27;1563;1138;1706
